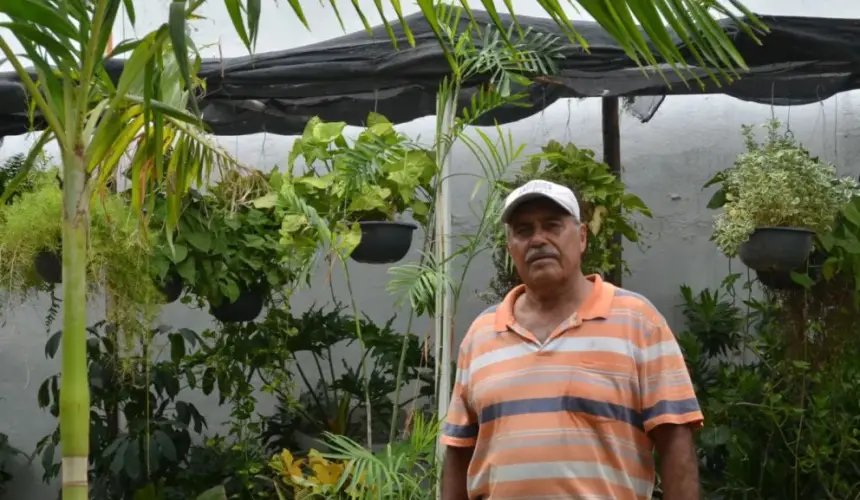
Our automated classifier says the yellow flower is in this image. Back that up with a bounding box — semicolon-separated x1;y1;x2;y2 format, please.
307;448;327;467
279;449;305;481
311;461;345;486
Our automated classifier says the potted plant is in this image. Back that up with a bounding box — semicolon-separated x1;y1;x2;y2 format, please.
0;170;162;334
708;120;859;287
152;174;293;323
285;113;437;264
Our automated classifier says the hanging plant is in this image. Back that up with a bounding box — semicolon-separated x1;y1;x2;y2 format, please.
282;113;437;264
487;140;651;302
0;171;161;336
151;173;295;323
707;120;859;282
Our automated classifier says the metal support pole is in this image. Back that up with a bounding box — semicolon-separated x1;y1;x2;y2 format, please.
602;97;623;287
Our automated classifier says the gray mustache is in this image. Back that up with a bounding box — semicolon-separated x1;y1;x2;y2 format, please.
526;248;558;263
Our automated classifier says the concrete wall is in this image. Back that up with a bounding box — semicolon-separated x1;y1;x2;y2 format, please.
2;0;860;497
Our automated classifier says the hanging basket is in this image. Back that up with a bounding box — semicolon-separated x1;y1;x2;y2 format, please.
755;251;825;291
34;250;62;284
350;221;417;264
157;273;184;304
210;287;265;323
738;227;814;272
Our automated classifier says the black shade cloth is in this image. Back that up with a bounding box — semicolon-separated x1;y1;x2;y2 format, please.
0;12;859;138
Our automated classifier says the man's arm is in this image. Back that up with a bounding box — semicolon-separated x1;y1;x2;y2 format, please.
441;445;474;500
637;311;704;500
651;424;699;500
440;331;479;500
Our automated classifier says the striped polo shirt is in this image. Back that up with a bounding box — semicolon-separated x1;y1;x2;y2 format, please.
441;274;703;500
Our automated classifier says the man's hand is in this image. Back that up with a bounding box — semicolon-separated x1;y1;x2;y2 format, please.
441;445;474;500
651;424;700;500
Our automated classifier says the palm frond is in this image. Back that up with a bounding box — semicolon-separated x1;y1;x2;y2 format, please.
387;251;453;317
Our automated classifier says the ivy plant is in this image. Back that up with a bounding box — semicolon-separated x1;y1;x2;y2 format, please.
707;120;860;257
488;140;651;302
150;177;295;308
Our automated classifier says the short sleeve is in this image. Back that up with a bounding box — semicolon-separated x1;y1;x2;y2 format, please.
638;315;704;434
440;336;479;448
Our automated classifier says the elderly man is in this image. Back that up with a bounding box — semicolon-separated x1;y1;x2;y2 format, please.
440;180;703;500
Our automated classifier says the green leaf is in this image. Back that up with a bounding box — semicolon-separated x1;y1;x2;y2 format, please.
124;439;141;480
297;176;333;189
706;188;727;210
184;231;212;252
195;486;227;500
312;121;347;143
110;440;129;475
843;201;860;228
176;256;196;283
0;1;78;39
169;334;186;364
224;0;251;51
170;243;189;263
252;193;277;208
169;1;201;116
154;430;177;462
789;271;815;289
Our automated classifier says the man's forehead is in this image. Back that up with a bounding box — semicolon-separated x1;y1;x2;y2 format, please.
508;198;570;222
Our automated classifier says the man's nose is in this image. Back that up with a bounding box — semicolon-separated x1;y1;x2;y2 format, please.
528;229;550;246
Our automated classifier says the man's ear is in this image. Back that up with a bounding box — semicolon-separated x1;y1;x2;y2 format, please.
578;221;588;254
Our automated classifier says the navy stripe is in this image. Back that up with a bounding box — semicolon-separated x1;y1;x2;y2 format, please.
443;422;479;439
642;398;701;422
480;396;644;430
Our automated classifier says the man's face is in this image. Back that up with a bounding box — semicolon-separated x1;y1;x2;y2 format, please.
506;198;587;287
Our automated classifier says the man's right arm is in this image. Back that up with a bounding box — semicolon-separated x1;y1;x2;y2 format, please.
441;445;474;500
439;333;479;500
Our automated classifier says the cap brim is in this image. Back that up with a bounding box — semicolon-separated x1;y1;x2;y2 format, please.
501;193;572;223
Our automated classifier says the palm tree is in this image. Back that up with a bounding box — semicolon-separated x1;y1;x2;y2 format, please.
0;1;763;499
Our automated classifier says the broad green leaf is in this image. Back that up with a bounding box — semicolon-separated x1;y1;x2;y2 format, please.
184;231;212;252
313;121;347;143
843;202;860;228
297;176;333;189
195;486;227;500
170;243;189;263
252;193;278;208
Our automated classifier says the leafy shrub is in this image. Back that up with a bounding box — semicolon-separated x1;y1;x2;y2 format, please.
708;120;859;256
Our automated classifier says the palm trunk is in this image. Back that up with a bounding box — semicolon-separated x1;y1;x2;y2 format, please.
59;152;90;500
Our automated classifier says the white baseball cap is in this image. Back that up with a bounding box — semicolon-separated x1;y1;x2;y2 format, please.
501;180;580;223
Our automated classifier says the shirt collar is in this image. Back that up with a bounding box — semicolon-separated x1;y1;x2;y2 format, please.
494;274;614;332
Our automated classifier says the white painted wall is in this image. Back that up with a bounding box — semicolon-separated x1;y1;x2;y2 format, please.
1;0;859;498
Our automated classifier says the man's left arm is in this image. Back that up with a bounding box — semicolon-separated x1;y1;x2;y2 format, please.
638;314;704;500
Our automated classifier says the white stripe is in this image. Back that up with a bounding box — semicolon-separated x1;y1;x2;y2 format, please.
470;342;537;373
547;336;681;364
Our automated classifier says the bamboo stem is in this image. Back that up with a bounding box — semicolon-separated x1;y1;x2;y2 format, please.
59;152;90;500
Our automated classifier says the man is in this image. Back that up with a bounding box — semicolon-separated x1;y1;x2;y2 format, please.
441;180;703;500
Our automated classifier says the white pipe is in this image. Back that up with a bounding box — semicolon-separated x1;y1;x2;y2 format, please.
435;94;457;471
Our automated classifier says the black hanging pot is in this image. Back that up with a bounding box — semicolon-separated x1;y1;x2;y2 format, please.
34;250;62;284
755;250;825;291
210;286;265;323
738;227;814;272
157;272;183;304
350;221;417;264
